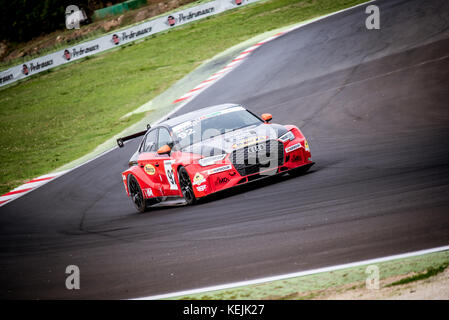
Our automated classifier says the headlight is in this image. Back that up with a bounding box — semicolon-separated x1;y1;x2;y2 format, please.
279;131;295;142
198;154;227;167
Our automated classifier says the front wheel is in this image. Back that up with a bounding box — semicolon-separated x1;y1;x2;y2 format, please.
127;174;148;213
178;167;196;205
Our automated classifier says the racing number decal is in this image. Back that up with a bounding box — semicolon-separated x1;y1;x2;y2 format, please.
177;128;195;139
163;160;178;190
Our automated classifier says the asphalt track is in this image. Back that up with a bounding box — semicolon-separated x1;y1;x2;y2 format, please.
1;0;449;299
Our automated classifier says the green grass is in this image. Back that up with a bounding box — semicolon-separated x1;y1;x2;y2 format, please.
0;0;368;195
168;250;449;300
386;262;449;287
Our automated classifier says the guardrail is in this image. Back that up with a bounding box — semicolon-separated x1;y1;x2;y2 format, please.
0;0;260;88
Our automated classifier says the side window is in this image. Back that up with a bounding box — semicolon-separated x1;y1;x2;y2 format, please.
142;129;158;152
157;128;173;149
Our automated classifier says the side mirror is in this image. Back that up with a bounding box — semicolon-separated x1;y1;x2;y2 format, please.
157;144;171;155
261;113;273;123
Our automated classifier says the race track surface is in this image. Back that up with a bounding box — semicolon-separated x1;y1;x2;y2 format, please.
1;0;449;299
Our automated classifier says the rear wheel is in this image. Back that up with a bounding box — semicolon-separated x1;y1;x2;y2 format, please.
178;167;196;205
127;174;148;213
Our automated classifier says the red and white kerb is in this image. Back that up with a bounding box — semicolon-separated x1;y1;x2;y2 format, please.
172;31;289;105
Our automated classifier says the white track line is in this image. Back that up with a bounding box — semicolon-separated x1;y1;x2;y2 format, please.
133;245;449;300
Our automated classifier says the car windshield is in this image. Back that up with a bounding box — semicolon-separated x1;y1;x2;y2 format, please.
172;106;262;149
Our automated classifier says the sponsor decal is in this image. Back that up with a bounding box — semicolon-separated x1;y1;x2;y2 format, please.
63;49;71;61
22;64;29;75
202;106;244;120
121;27;152;41
207;165;232;175
192;172;206;186
285;143;302;153
112;34;120;45
304;140;310;151
28;59;54;72
248;144;265;153
70;45;100;58
178;7;215;23
196;185;207;192
232;136;268;149
144;164;156;175
216;177;229;185
0;73;13;84
167;15;176;26
143;188;153;198
163;160;178;190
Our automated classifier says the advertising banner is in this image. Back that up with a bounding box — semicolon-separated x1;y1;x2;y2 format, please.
0;0;260;88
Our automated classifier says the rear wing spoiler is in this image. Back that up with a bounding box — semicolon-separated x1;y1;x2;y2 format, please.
116;124;151;148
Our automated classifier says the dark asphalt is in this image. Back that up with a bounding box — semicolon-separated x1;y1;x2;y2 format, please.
1;0;449;299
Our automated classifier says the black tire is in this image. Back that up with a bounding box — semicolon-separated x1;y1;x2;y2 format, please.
178;166;196;205
127;174;148;213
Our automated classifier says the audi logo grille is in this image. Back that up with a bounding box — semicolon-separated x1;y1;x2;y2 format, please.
230;140;284;176
248;144;266;153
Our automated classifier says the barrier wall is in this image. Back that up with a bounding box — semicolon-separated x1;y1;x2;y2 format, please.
0;0;260;88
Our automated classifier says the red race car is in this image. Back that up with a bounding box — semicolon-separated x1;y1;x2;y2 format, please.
117;104;314;212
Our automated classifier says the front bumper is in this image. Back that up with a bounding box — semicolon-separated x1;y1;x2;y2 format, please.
189;137;313;197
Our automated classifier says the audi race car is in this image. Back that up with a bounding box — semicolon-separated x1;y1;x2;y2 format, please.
117;104;314;212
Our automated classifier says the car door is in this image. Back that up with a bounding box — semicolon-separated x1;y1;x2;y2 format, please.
155;127;180;196
137;128;165;197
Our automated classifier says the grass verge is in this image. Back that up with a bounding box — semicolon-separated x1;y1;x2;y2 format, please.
0;0;368;195
386;261;449;287
167;250;449;300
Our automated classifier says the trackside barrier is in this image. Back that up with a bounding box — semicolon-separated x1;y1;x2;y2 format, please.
0;0;260;88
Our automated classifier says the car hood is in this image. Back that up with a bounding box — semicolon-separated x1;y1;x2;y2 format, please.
181;123;287;157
